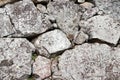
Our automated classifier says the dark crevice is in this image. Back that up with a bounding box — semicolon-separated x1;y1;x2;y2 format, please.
26;34;40;42
115;38;120;47
0;0;21;8
28;74;39;80
28;50;40;80
49;50;65;59
33;1;49;8
27;28;61;42
32;49;40;61
87;38;115;47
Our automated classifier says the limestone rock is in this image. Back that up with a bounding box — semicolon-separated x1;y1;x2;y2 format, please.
80;15;120;45
5;0;51;37
74;31;88;44
0;38;35;80
33;29;71;54
0;8;15;37
33;56;51;79
53;43;120;80
47;2;82;40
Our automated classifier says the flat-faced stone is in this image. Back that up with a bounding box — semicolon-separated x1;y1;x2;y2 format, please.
80;15;120;45
33;29;71;54
33;56;51;79
53;43;120;80
0;38;35;80
94;0;120;22
5;0;51;37
47;2;82;40
0;8;15;37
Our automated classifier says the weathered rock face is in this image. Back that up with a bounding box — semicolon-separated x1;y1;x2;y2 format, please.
0;8;15;37
33;56;51;79
74;31;88;44
0;38;35;80
37;4;48;14
5;0;51;37
94;0;120;22
80;15;120;45
81;7;99;20
0;0;120;80
33;29;71;55
47;2;82;40
80;2;94;9
53;43;120;80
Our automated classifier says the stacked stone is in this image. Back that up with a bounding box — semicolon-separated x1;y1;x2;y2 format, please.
0;0;120;80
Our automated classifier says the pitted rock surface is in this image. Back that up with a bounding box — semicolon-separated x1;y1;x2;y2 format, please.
33;56;51;79
5;0;51;37
52;43;120;80
47;1;82;40
94;0;120;22
0;38;35;80
0;0;120;80
80;15;120;45
0;8;15;37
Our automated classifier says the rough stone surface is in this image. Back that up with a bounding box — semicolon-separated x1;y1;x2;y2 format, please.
80;2;94;9
0;0;16;7
33;29;71;54
80;15;120;45
0;8;15;37
33;56;51;79
53;43;120;80
0;38;35;80
37;4;48;14
94;0;120;22
81;7;99;20
47;2;82;40
0;0;120;80
74;31;88;44
5;0;51;37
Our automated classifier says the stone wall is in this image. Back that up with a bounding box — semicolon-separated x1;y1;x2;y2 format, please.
0;0;120;80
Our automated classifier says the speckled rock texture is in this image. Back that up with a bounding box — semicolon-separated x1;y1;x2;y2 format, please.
0;0;120;80
0;38;35;80
52;43;120;80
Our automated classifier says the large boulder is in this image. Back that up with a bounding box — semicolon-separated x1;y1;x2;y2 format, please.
47;1;82;40
5;0;51;37
80;15;120;45
53;43;120;80
0;38;35;80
